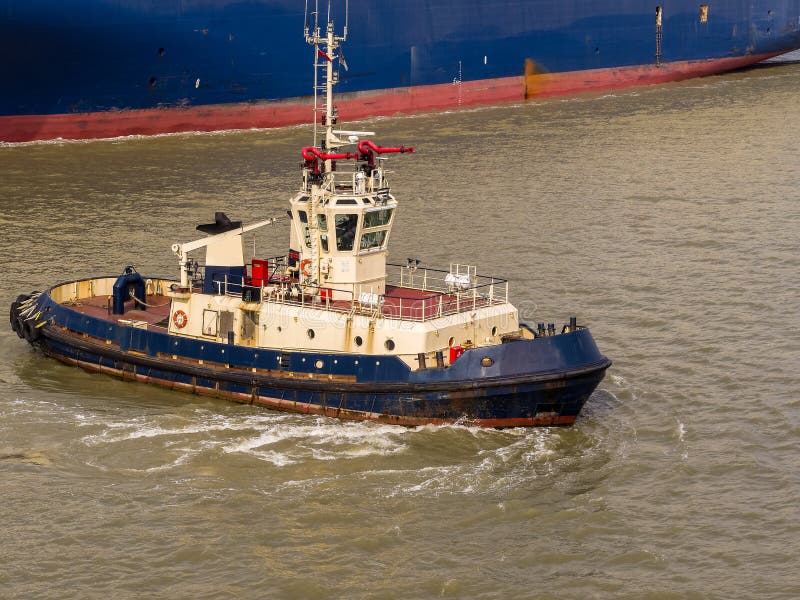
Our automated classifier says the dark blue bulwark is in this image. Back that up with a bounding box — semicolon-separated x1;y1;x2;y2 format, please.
27;279;611;425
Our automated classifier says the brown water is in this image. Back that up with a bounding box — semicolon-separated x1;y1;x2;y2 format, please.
2;59;799;599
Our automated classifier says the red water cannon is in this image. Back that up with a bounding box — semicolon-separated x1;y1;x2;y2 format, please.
357;140;415;168
301;146;360;174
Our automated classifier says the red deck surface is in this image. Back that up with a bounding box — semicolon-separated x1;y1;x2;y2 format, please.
66;285;494;325
69;295;172;329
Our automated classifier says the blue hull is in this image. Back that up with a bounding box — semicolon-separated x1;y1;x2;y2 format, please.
1;1;799;141
11;282;611;427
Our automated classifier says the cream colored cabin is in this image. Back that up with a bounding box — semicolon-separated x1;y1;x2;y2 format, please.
288;181;397;302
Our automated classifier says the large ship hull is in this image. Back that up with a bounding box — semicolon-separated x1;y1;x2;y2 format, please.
2;0;799;142
10;282;611;428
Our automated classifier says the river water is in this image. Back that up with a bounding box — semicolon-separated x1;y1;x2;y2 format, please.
2;58;799;599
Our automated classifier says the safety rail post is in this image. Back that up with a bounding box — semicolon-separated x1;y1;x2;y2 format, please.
422;297;425;322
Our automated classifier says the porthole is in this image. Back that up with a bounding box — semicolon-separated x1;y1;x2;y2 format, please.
481;357;494;367
384;339;395;351
448;336;455;347
277;326;282;332
315;360;324;369
354;335;363;346
307;329;315;339
491;326;498;336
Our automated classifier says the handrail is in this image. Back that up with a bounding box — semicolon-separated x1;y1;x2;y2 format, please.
206;260;508;322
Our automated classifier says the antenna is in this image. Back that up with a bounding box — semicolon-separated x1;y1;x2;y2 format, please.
305;0;347;150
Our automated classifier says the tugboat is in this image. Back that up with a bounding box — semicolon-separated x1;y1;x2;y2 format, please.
8;14;611;428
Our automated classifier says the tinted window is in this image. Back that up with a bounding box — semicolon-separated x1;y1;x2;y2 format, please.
298;210;310;247
335;214;359;251
364;208;393;229
317;214;327;231
360;230;387;250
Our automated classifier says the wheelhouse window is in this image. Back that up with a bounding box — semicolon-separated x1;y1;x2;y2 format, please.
298;210;310;248
318;214;329;251
363;208;393;228
335;214;359;251
360;230;387;250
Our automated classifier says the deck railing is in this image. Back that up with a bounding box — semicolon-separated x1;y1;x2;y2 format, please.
206;258;509;322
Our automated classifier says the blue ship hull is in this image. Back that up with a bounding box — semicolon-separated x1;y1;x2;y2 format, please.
11;282;611;427
2;1;799;141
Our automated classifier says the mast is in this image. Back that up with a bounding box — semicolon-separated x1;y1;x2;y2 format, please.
303;2;348;292
305;1;347;153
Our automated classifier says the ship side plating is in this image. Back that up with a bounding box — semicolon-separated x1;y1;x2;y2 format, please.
1;0;799;141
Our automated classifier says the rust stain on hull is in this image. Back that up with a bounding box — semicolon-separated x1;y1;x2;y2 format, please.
49;352;580;429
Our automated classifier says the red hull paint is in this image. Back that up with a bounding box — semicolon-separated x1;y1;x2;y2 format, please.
52;353;577;428
0;53;778;143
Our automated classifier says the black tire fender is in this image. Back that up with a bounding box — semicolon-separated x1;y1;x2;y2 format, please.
22;319;41;343
9;301;22;336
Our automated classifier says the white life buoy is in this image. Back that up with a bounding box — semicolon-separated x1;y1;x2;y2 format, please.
173;309;188;328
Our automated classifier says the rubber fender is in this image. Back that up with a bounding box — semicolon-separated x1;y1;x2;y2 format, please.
10;294;29;338
22;317;42;343
9;301;22;336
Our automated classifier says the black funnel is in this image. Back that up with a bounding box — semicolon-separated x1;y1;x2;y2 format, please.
196;212;242;235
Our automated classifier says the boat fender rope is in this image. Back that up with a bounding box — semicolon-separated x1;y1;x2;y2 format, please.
173;310;188;328
128;291;172;309
300;259;312;278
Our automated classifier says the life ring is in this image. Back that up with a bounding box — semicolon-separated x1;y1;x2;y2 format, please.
300;259;312;278
173;309;188;328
